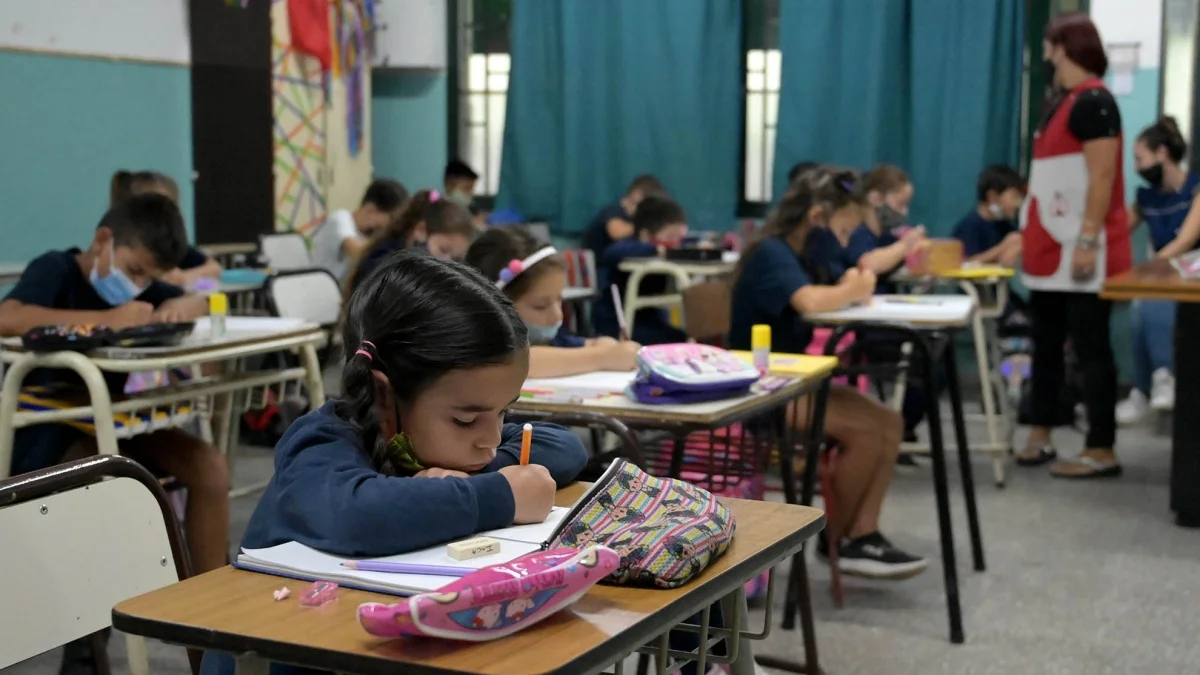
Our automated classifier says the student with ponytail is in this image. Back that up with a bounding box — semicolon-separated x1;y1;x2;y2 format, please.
345;189;476;296
1115;116;1200;423
728;165;927;579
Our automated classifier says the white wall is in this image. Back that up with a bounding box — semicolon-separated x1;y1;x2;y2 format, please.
0;0;189;64
1090;0;1162;68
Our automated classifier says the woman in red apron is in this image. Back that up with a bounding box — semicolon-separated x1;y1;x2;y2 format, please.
1017;13;1131;478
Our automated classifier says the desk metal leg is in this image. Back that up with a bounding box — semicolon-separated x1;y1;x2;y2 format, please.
1172;303;1200;527
918;334;965;644
943;341;986;572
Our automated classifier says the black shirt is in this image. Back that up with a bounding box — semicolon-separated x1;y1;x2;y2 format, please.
580;202;632;260
1041;86;1122;141
5;249;183;391
179;246;210;270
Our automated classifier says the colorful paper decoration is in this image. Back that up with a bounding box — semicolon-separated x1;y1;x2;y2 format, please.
287;0;332;71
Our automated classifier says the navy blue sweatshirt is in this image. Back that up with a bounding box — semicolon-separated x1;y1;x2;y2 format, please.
201;402;587;675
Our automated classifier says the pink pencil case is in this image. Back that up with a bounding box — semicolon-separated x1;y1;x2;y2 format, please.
357;545;618;641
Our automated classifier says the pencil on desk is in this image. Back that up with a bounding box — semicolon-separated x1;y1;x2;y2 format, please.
610;284;631;341
520;423;533;465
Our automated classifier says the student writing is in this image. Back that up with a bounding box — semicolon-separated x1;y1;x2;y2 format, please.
311;179;408;282
951;165;1025;265
592;196;690;345
466;226;640;377
581;174;667;261
110;170;223;288
847;164;927;277
343;189;477;297
728;166;928;578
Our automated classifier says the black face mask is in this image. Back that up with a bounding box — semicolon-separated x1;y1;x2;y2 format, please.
877;205;907;232
1042;59;1056;89
1139;163;1165;188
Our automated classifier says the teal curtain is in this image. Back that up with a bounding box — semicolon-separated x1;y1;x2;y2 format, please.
497;0;743;234
774;0;1025;235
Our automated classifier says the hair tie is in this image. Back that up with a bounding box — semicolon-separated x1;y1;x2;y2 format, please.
429;190;440;202
355;340;376;362
496;246;558;289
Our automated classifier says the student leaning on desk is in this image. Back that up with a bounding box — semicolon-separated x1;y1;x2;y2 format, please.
200;250;588;675
466;226;641;377
0;193;228;675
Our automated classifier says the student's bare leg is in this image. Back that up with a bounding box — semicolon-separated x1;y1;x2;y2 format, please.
125;429;230;573
792;386;898;535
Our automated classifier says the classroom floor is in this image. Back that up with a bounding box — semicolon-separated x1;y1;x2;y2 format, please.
8;378;1200;675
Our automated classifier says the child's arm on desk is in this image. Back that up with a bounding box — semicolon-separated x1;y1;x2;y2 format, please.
858;227;925;274
270;422;535;556
0;254;151;335
602;239;658;267
488;422;589;487
528;342;640;377
792;269;876;314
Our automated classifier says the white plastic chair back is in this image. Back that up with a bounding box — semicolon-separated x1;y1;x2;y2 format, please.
525;221;552;243
268;269;344;328
0;456;186;670
260;233;312;271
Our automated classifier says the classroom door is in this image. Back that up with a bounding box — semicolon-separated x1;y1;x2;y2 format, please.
271;0;329;237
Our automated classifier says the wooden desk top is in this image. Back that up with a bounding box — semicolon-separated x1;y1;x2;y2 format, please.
113;487;824;675
511;371;828;427
1101;259;1200;303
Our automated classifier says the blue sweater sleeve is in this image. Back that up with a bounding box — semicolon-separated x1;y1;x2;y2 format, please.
267;420;518;557
486;422;588;487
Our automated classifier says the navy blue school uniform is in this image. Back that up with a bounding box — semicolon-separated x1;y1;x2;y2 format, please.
550;326;586;347
4;249;183;475
179;246;211;270
580;201;632;261
201;403;588;675
592;240;688;345
802;228;850;285
951;211;1017;258
349;237;416;296
729;237;815;353
1138;173;1200;251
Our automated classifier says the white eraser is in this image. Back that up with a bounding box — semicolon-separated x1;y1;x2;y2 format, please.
447;536;502;560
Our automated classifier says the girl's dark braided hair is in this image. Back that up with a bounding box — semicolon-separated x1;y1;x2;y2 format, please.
335;249;529;475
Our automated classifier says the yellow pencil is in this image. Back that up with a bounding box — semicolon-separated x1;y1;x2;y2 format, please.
520;423;533;465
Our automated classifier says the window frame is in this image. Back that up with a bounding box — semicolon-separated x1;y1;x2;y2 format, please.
738;0;779;218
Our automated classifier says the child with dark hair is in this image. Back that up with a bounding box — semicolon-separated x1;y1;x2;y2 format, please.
202;250;587;675
345;189;476;297
443;159;480;206
729;166;927;578
312;178;409;281
591;195;689;345
466;226;640;377
1115;116;1200;423
581;174;668;260
951;165;1025;263
787;161;819;185
7;196;228;674
110;169;223;288
839;165;927;279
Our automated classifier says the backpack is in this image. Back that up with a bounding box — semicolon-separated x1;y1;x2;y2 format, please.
627;343;761;405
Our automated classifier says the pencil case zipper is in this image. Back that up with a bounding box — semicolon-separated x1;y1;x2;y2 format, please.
540;458;627;550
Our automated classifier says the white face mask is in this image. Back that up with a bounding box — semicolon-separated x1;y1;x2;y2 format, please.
988;203;1003;219
89;241;144;306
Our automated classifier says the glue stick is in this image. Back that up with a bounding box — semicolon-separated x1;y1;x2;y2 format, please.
209;292;228;339
751;324;771;376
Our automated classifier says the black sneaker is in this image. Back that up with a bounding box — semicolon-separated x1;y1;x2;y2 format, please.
836;532;928;579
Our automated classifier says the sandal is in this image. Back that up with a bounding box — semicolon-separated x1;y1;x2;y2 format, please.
1050;455;1123;479
1015;444;1057;466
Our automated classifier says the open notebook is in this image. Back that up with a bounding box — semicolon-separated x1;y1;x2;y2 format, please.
235;463;623;596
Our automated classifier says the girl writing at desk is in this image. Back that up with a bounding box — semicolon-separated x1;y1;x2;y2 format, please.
203;251;588;675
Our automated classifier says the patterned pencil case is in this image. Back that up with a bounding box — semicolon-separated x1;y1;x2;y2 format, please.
548;459;736;589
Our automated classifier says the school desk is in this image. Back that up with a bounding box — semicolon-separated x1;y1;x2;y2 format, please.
1104;260;1200;528
615;258;737;335
512;360;837;671
805;296;984;646
199;242;259;269
0;261;26;286
0;317;326;497
889;267;1017;487
112;487;827;675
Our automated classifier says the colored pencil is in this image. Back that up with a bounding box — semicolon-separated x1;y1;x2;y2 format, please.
520;422;533;465
341;561;473;576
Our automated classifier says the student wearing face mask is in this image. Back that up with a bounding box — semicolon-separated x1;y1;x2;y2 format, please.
863;164;915;233
465;227;641;377
952;165;1026;264
1113;117;1200;423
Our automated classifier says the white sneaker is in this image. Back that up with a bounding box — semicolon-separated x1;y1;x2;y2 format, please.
1116;389;1150;425
1151;368;1175;411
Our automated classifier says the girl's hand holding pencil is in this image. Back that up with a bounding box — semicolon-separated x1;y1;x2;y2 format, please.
499;463;556;524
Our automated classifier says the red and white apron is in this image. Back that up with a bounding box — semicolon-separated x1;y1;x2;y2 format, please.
1020;79;1132;293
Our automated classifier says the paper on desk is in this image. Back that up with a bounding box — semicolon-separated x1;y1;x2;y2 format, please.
806;295;974;325
523;371;635;401
191;316;307;335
